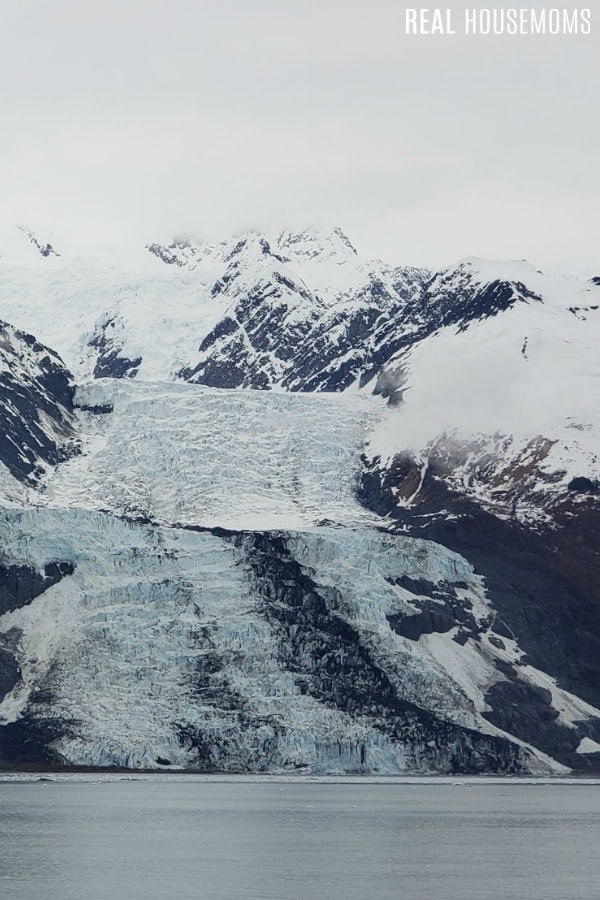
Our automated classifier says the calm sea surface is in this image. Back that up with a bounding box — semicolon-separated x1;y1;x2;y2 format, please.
1;776;599;900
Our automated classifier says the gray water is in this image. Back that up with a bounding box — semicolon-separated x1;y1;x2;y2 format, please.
1;776;599;899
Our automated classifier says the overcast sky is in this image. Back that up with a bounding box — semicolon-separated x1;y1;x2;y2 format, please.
0;1;598;271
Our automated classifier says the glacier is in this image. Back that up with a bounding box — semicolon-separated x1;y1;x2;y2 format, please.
0;507;537;773
0;224;599;774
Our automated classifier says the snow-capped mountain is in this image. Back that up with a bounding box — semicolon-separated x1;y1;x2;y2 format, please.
359;258;600;765
364;257;600;525
0;224;599;774
0;224;429;389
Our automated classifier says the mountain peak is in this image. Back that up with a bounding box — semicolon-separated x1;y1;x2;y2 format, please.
0;225;63;266
145;226;360;271
454;256;543;286
145;236;217;269
18;226;61;259
275;225;358;262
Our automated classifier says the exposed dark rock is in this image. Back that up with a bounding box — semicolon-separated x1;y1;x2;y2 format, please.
453;630;471;646
178;247;544;395
0;560;75;616
488;635;506;650
44;561;75;580
19;228;60;259
94;350;142;378
357;456;600;711
175;632;286;772
93;352;142;380
0;320;79;483
89;317;142;379
491;617;514;639
147;242;186;266
568;476;599;494
0;714;73;767
197;316;238;353
0;637;20;703
389;604;457;640
385;575;479;641
426;512;600;711
231;530;524;774
482;674;581;767
184;263;322;389
389;607;455;640
359;450;600;767
182;256;430;392
75;403;114;415
437;278;542;332
390;575;447;597
0;654;80;767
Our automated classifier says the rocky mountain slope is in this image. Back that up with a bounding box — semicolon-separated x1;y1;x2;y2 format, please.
0;224;599;773
0;319;78;491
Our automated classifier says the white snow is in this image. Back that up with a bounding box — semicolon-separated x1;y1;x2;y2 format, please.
368;262;600;519
0;223;418;385
577;737;600;755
